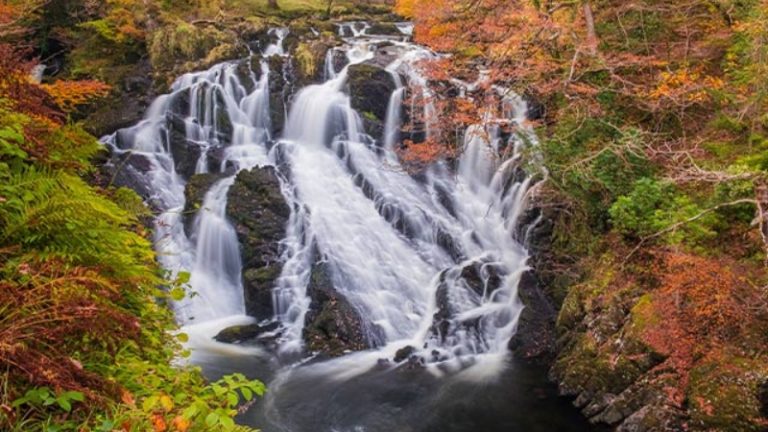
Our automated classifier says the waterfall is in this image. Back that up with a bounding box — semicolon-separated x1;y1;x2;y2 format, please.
103;42;278;325
104;23;540;368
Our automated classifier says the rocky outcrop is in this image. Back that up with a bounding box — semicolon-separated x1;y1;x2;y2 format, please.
182;173;221;237
293;36;343;87
303;263;369;357
226;167;290;320
347;63;397;140
98;150;155;206
268;55;289;136
85;59;156;138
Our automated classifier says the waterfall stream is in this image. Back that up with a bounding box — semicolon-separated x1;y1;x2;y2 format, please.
101;22;592;432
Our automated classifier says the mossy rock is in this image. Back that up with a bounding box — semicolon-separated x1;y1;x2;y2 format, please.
367;22;402;36
182;173;221;237
149;21;246;84
347;63;396;123
226;167;290;320
688;357;767;431
303;263;369;357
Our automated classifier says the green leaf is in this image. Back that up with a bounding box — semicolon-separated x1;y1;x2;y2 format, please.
170;287;186;301
56;398;72;412
205;412;219;427
226;391;238;407
241;387;253;401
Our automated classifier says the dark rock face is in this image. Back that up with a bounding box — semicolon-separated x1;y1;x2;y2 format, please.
347;63;396;138
182;173;221;237
214;322;280;344
100;151;155;204
226;167;290;320
268;55;288;136
85;59;155;138
303;263;369;357
507;270;557;360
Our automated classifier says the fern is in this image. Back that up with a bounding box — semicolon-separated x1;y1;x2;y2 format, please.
0;168;155;279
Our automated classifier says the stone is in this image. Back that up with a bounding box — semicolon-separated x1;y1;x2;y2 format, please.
182;173;221;237
214;321;280;344
394;345;416;363
303;263;370;357
347;63;397;138
226;167;290;320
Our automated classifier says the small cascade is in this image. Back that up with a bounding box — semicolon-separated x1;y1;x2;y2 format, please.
183;177;244;322
263;27;289;57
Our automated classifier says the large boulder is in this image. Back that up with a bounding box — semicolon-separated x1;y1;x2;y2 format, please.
303;263;369;357
226;167;290;320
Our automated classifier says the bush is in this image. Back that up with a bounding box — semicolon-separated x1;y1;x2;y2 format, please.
609;177;719;246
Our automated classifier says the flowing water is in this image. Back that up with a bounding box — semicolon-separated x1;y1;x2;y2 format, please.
104;23;595;432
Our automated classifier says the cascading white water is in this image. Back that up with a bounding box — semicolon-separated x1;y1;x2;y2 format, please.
104;42;277;324
105;23;540;371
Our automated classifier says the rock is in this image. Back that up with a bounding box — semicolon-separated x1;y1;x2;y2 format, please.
102;151;155;204
394;345;416;363
509;270;558;360
347;63;396;137
292;36;341;87
182;173;221;237
268;55;288;135
214;321;280;344
226;167;290;320
760;380;768;419
303;263;369;357
85;59;155;137
615;404;686;432
367;23;403;36
167;113;203;180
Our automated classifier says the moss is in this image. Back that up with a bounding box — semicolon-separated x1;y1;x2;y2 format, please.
294;42;316;78
555;286;584;333
149;21;241;77
688;357;767;432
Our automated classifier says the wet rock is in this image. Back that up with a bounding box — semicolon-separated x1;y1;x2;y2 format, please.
394;345;416;363
214;321;280;344
182;173;221;237
524;93;546;121
167;113;203;180
367;23;403;36
268;55;288;135
226;167;290;320
509;270;558;360
303;263;369;357
347;63;396;138
102;151;155;204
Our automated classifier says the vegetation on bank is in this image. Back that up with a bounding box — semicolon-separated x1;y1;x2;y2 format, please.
397;0;768;429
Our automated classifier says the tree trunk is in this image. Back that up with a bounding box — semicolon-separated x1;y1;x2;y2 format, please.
583;1;598;55
268;0;279;9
